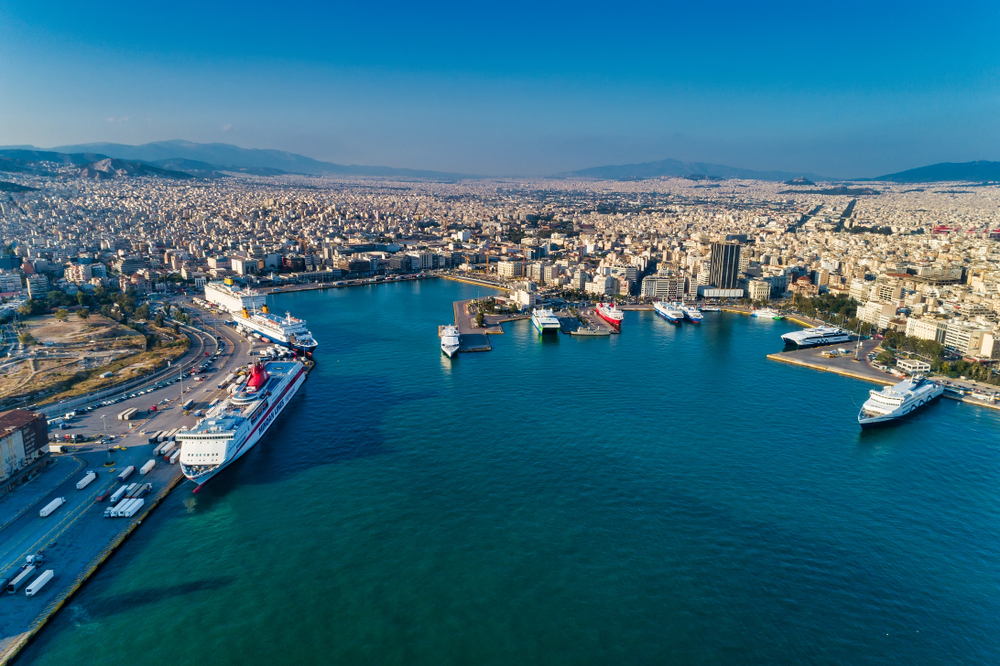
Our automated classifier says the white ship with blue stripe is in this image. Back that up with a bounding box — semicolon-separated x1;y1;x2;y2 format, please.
177;360;307;490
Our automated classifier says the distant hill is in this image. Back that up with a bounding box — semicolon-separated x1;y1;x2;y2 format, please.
869;161;1000;183
38;140;467;180
0;149;109;166
0;181;37;193
78;158;193;180
557;158;827;182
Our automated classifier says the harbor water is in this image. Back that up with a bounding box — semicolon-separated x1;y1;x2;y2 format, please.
15;279;1000;665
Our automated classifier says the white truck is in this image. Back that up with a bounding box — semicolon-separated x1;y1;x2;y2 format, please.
39;497;66;518
140;459;156;475
25;570;54;597
76;471;97;490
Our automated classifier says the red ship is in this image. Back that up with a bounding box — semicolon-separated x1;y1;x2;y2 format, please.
595;302;624;328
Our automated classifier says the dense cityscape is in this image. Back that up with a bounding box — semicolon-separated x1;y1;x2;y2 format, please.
2;168;999;366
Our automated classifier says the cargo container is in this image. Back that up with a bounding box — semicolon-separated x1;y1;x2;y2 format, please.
160;442;176;457
167;428;180;441
109;486;128;503
181;399;194;410
168;449;181;464
117;408;138;421
147;432;160;444
6;566;36;593
111;498;133;517
95;487;110;502
117;466;135;482
140;459;156;475
39;497;65;518
25;570;54;597
134;483;151;499
209;398;220;407
123;499;144;518
76;471;97;490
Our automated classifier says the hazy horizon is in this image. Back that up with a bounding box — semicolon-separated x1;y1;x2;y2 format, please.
2;0;998;178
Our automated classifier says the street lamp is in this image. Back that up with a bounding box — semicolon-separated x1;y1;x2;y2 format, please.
102;414;113;465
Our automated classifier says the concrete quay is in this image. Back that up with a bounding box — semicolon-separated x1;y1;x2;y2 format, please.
0;307;259;666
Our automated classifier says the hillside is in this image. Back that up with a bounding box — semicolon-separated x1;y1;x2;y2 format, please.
45;140;468;180
870;161;1000;183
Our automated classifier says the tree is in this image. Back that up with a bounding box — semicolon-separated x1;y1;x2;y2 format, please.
77;308;90;320
54;309;69;321
100;304;114;319
46;290;65;308
155;313;164;328
475;312;485;327
164;303;172;316
17;332;35;345
136;304;150;320
76;291;91;307
173;322;180;334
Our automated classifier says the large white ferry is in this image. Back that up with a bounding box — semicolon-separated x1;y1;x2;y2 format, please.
654;301;684;323
781;325;851;348
682;304;704;323
177;360;307;490
232;306;318;355
440;324;460;357
204;279;267;312
752;308;783;320
531;308;561;335
595;302;624;328
858;375;943;428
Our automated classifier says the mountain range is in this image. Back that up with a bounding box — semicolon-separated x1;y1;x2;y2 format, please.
1;140;997;184
868;161;1000;183
556;158;828;182
42;140;468;180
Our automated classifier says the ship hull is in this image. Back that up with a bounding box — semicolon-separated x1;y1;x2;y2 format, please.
595;309;622;328
182;365;307;487
858;389;943;429
532;320;560;335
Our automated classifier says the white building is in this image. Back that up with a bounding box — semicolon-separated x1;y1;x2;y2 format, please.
905;317;948;343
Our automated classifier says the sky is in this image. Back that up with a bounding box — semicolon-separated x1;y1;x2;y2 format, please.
1;0;998;177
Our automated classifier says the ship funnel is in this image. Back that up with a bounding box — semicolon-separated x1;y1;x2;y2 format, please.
224;277;234;286
262;304;270;314
241;308;249;318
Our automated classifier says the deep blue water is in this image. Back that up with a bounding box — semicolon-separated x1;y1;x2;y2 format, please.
15;279;1000;665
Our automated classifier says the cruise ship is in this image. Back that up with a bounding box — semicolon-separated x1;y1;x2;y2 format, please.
177;360;307;489
682;305;704;323
204;279;267;313
595;302;624;328
232;306;318;355
752;308;783;320
780;325;852;348
654;301;684;323
858;375;944;428
440;324;460;357
531;308;561;335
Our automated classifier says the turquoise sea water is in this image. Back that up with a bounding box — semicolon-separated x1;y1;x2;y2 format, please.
15;279;1000;665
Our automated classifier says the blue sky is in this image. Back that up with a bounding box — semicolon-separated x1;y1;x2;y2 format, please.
1;0;998;176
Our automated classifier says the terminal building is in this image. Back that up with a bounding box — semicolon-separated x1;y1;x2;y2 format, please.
0;409;49;497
